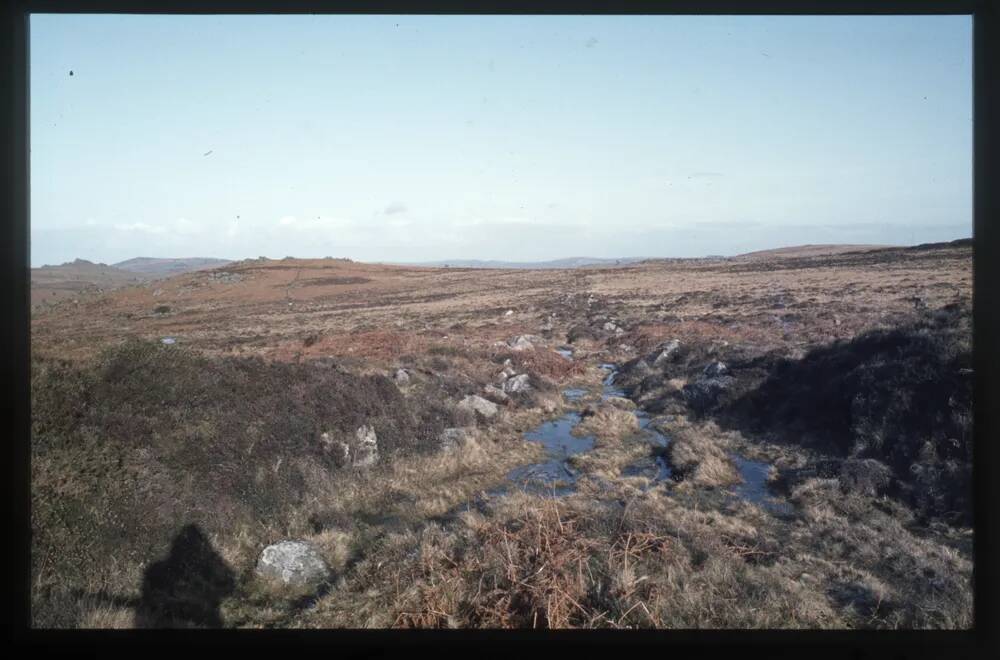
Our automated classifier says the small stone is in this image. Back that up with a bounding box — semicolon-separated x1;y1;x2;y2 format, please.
703;361;728;377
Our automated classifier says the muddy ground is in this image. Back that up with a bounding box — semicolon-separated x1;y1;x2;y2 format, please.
30;240;973;628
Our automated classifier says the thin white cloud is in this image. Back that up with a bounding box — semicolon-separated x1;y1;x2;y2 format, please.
114;222;167;234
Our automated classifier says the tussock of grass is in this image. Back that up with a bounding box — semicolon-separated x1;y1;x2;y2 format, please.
665;418;740;488
573;404;640;443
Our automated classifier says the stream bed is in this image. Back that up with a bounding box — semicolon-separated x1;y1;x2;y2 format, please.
458;360;792;516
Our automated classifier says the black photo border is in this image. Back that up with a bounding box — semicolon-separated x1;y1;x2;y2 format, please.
3;1;997;657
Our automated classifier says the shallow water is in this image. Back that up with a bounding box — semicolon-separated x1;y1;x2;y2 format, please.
600;367;626;398
555;347;574;360
502;412;595;494
478;361;791;515
728;454;796;516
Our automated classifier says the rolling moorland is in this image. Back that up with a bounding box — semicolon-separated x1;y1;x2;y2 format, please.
30;257;232;309
30;240;972;629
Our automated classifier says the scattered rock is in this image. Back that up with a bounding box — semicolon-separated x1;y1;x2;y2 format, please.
502;373;532;394
161;337;176;345
352;425;379;467
508;334;543;351
603;321;619;332
483;384;510;404
504;309;514;316
651;339;681;366
703;361;729;377
393;368;410;386
255;540;331;592
458;395;499;420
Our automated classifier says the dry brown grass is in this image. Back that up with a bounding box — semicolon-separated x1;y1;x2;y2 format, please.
573;404;640;443
666;418;741;488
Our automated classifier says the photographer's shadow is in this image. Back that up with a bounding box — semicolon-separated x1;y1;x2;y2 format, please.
133;523;235;628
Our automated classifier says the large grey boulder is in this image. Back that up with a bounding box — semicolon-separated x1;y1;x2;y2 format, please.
502;373;532;394
393;368;411;386
458;395;499;419
255;540;331;592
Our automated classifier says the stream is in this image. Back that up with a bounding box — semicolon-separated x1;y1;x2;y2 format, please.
459;356;792;516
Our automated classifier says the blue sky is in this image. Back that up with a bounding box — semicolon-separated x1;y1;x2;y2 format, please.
30;14;972;267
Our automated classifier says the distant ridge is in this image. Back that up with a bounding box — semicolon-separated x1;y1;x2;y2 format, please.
113;257;232;277
394;256;650;269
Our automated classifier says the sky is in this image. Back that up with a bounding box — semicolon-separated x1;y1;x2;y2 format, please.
30;14;972;267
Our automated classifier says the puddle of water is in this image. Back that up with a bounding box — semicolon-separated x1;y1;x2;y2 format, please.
728;454;796;517
562;388;588;402
523;412;594;457
500;402;596;495
555;347;574;360
161;337;176;345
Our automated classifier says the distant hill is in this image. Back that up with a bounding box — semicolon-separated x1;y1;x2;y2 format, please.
734;244;891;260
31;259;149;308
113;257;232;277
397;256;650;269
